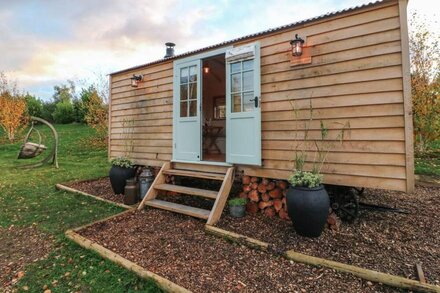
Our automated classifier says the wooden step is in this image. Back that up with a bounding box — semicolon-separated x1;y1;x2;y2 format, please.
145;199;210;219
172;162;230;174
155;184;218;199
163;169;225;181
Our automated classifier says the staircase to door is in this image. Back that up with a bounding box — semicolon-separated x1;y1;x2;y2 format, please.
138;162;235;225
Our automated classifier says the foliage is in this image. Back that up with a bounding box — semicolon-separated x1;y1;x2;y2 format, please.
228;197;248;206
52;80;76;104
24;93;43;118
84;87;108;138
52;101;75;124
110;156;134;168
0;124;160;291
415;139;440;177
288;170;322;188
289;100;350;178
41;101;56;122
410;12;440;152
0;72;28;142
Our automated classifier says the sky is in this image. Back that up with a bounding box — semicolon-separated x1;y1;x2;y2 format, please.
0;0;438;100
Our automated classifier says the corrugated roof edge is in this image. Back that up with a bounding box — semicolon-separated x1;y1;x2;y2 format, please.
110;0;390;76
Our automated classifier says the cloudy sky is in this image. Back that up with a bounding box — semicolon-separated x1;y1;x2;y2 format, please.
1;0;438;100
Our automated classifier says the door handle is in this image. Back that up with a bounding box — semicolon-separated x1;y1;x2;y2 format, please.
250;97;259;108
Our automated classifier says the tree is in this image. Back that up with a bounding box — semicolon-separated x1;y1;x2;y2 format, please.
41;101;56;122
0;72;27;142
84;89;108;138
52;80;76;104
409;12;440;152
73;85;98;123
52;101;75;124
24;93;43;117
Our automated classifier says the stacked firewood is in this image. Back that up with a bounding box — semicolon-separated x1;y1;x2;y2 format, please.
239;176;290;220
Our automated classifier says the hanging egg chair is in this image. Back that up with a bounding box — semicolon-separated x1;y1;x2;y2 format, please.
17;116;59;169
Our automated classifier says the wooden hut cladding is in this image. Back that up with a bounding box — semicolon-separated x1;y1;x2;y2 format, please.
109;0;414;193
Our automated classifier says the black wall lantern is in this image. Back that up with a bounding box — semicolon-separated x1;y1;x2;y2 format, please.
290;34;305;57
130;74;143;88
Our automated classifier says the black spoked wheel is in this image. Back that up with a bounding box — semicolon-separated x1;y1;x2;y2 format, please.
327;185;360;222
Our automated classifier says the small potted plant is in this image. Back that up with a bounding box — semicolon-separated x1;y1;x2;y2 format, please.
109;157;136;195
286;170;329;237
228;198;248;218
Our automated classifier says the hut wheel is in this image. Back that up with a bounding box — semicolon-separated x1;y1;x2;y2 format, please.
328;185;360;222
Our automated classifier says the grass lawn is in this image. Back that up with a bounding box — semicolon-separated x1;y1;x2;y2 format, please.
415;140;440;178
0;124;161;293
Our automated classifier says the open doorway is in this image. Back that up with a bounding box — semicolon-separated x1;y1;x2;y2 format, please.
202;54;226;162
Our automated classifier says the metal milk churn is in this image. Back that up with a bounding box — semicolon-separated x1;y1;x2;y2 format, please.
124;178;138;205
139;168;154;199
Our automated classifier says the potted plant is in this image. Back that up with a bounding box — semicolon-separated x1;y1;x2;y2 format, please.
286;100;349;237
286;171;329;237
228;198;248;218
109;157;135;195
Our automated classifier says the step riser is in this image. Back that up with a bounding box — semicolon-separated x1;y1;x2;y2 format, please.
163;169;224;181
155;184;218;199
172;162;230;174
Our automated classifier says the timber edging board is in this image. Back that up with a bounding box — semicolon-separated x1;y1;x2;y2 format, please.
65;229;191;293
204;225;440;293
56;183;134;210
415;175;440;188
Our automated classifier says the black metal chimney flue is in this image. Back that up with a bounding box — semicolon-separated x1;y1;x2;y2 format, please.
164;42;175;58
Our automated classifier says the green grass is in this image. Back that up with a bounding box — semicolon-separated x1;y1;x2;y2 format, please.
0;124;161;293
415;139;440;178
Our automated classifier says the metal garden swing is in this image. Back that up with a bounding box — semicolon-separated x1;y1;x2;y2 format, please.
17;116;59;168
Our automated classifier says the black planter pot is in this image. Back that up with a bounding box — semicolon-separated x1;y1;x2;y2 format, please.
286;185;330;238
229;205;246;218
109;165;136;195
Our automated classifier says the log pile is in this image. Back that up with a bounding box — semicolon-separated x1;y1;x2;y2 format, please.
240;176;290;220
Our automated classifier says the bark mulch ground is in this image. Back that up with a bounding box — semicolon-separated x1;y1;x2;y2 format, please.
78;209;399;293
217;185;440;285
0;225;53;292
65;177;125;204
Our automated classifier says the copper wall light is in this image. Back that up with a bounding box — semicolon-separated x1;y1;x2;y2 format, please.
290;34;305;57
130;74;143;87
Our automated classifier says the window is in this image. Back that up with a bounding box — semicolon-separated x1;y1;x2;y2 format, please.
230;59;254;112
180;65;197;117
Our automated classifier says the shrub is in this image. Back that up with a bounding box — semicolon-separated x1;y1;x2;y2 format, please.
41;101;56;122
0;92;27;142
84;90;108;138
24;94;43;117
410;13;440;152
52;101;75;124
288;170;322;188
228;197;248;206
110;157;134;168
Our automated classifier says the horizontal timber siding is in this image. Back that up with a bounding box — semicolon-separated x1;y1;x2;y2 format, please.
109;0;412;192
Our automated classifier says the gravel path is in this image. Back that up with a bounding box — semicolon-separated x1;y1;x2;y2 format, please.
217;186;440;285
65;177;125;204
78;209;399;292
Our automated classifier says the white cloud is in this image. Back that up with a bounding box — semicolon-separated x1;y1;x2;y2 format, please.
1;0;438;100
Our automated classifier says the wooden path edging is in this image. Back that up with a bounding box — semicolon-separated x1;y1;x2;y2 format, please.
65;229;191;293
205;225;440;293
56;183;134;210
415;175;440;188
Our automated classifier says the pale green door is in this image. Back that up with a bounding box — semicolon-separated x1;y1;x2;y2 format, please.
226;43;261;165
172;60;201;161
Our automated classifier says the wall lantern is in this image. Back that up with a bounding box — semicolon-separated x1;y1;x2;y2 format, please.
290;34;305;57
130;74;143;88
203;63;210;74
